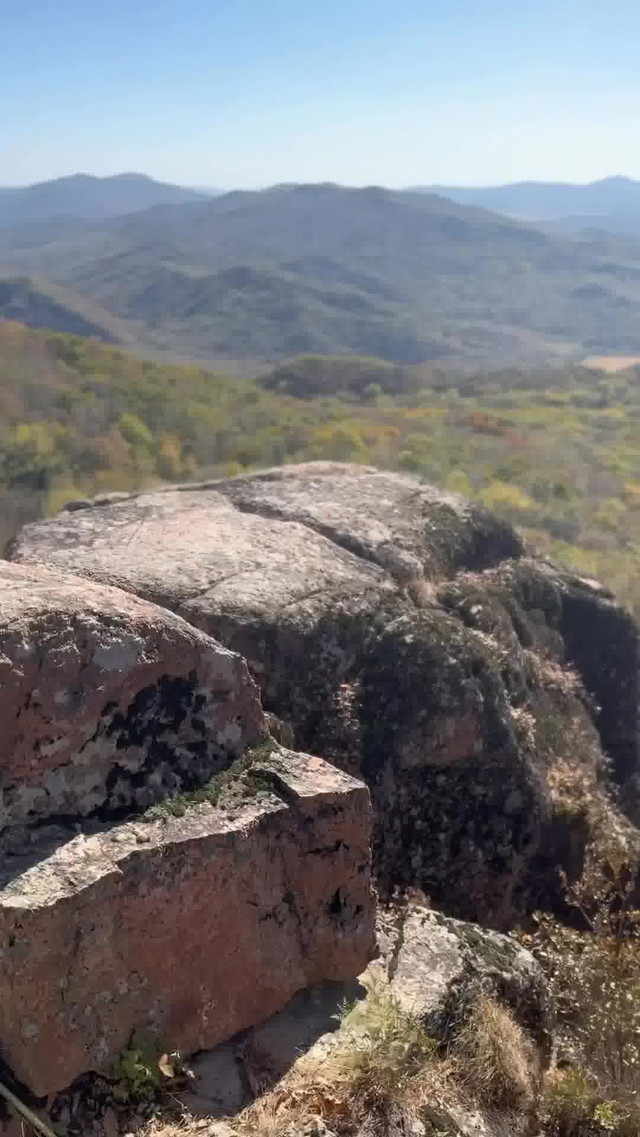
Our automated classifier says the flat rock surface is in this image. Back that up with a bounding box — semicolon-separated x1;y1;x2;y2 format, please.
8;465;521;653
0;748;374;1096
211;462;524;580
9;477;394;630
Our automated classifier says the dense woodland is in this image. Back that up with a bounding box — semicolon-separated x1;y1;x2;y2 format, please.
2;320;640;617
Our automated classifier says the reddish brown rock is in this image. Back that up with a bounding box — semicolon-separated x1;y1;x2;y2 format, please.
0;561;265;848
0;748;374;1096
10;463;640;924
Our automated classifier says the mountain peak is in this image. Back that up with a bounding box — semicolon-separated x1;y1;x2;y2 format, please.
0;174;213;225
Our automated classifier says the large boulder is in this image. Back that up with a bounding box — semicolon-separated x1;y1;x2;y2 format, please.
10;463;640;924
0;561;265;854
0;748;374;1096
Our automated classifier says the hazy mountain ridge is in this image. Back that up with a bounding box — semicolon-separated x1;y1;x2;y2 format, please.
0;173;212;226
3;181;640;364
420;175;640;232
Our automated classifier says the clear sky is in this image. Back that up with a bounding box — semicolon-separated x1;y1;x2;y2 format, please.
3;0;640;189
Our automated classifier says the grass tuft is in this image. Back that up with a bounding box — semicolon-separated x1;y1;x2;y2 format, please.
451;993;538;1112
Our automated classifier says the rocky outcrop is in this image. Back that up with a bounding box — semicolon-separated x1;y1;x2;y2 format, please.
0;561;265;854
0;559;375;1100
10;463;640;924
179;903;548;1137
370;905;551;1056
439;557;640;803
0;748;374;1096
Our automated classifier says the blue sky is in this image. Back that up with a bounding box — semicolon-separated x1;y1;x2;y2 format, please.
3;0;640;188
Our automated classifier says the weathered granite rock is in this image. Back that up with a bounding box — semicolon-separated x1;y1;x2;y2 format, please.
210;462;524;579
0;561;266;851
369;905;551;1055
0;749;374;1096
10;462;640;922
8;473;395;624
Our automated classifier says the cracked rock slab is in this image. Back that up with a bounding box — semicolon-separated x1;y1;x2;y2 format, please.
0;562;266;848
8;479;395;629
211;462;524;581
7;463;521;650
0;749;374;1096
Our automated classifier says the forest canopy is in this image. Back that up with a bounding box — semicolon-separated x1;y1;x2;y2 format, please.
2;320;640;615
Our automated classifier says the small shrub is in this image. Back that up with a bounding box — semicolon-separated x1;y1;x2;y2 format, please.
112;1033;192;1105
543;1069;600;1135
543;1069;639;1136
113;1032;164;1102
531;846;640;1134
558;853;640;1101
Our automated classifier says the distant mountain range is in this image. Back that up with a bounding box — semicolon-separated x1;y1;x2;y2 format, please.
4;171;640;232
0;173;213;226
419;176;640;234
3;177;640;365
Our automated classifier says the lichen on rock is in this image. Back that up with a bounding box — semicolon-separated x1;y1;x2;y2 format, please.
10;462;640;928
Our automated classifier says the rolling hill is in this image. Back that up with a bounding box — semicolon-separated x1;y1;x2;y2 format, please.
3;182;640;364
0;173;211;227
0;275;128;342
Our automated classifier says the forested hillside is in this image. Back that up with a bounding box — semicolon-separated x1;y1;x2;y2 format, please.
0;275;127;341
2;321;640;615
4;183;640;364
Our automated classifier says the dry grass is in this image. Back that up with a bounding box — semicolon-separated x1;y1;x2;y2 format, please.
451;994;538;1112
524;654;640;881
329;983;438;1109
544;753;638;874
139;983;543;1137
139;986;442;1135
235;983;444;1134
523;652;583;700
141;1122;197;1137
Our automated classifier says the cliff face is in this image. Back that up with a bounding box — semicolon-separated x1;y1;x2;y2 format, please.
12;463;640;929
